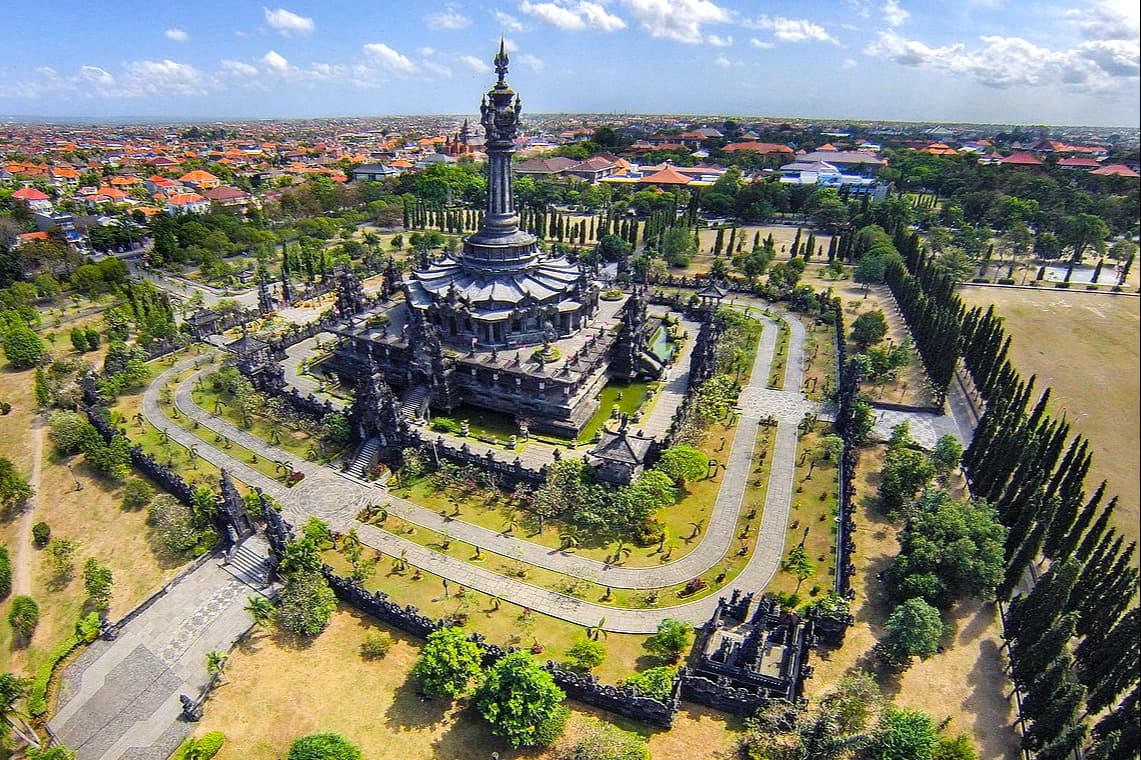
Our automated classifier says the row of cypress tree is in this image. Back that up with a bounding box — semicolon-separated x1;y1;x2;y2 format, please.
887;234;1138;759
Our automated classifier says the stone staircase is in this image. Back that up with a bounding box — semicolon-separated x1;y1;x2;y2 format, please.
347;437;381;479
401;385;431;422
221;534;273;589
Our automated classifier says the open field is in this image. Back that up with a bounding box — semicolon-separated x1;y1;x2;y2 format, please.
195;605;743;760
807;445;1020;760
957;286;1140;543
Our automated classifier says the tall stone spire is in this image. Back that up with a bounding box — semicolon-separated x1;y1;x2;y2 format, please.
458;42;535;271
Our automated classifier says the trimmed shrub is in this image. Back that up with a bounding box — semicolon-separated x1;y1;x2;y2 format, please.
563;717;650;760
121;479;154;511
287;733;362;760
32;521;51;548
623;666;676;701
360;630;393;659
192;731;226;759
8;595;40;638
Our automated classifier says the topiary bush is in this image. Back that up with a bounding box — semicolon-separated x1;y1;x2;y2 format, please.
360;630;393;660
8;595;40;638
287;733;362;760
32;521;51;548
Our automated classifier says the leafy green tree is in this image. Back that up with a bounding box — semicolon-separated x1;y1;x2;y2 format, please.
877;447;936;516
931;435;963;476
851;310;888;348
661;226;696;267
27;746;78;760
276;570;335;638
2;325;45;369
866;707;939;760
886;490;1006;608
244;595;275;627
875;598;945;672
564;717;650;760
654;445;707;484
82;557;114;610
623;666;676;701
287;733;361;760
933;734;978;760
0;458;33;510
565;638;606;671
645;619;692;663
783;544;816;593
121;479;154;511
474;651;566;748
7;595;38;638
0;548;9;600
1060;213;1109;262
412;626;484;699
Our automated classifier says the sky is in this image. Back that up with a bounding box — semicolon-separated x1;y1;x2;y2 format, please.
0;0;1137;127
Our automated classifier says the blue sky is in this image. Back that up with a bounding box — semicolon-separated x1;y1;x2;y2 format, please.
0;1;1137;126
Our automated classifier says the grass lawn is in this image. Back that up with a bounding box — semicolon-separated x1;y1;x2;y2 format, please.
767;425;840;604
357;424;773;610
194;605;744;760
957;286;1140;545
807;445;1020;760
800;319;838;401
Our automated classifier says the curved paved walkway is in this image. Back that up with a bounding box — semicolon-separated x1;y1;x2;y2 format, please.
144;306;815;633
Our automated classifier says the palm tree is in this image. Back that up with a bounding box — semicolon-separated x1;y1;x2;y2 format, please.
188;445;199;470
0;672;41;750
244;596;274;627
687;519;705;541
586;617;608;641
205;650;229;683
394;549;409;573
610;540;632;565
503;511;518;535
158;427;170;447
558;528;580;552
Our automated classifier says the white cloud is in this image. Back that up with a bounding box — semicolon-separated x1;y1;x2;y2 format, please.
749;37;773;49
262;50;290;74
494;10;527;32
517;52;546;70
882;0;908;27
422;60;454;78
714;55;731;67
221;60;260;77
621;0;731;44
122;59;210;96
418;47;437;57
81;66;115;85
864;29;1140;91
842;57;857;68
164;28;189;42
425;8;472;30
460;54;493;73
1068;0;1140;41
520;1;626;32
707;34;732;47
263;7;314;36
362;43;417;74
748;16;838;44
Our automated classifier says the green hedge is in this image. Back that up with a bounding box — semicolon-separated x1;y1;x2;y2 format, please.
27;612;101;716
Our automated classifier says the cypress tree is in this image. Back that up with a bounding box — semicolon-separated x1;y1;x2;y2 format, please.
1003;486;1049;563
1022;674;1085;751
790;227;802;257
1033;722;1088;760
1076;496;1117;562
998;515;1051;602
753;231;760;249
1078;609;1140;714
713;228;724;257
1053;480;1106;560
1088;686;1139;760
1011;611;1076;688
1006;559;1080;648
727;226;737;254
827;235;838;262
1019;653;1073;722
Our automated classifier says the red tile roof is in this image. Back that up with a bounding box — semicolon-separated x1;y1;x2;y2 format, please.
1088;164;1140;177
1000;152;1045;166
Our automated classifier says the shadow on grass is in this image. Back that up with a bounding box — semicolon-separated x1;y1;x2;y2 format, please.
966;638;1021;760
383;671;450;730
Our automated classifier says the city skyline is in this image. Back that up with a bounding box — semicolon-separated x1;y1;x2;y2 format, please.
0;0;1138;127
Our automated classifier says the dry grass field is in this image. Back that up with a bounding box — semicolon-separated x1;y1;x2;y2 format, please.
0;353;184;676
197;605;743;760
957;287;1140;544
